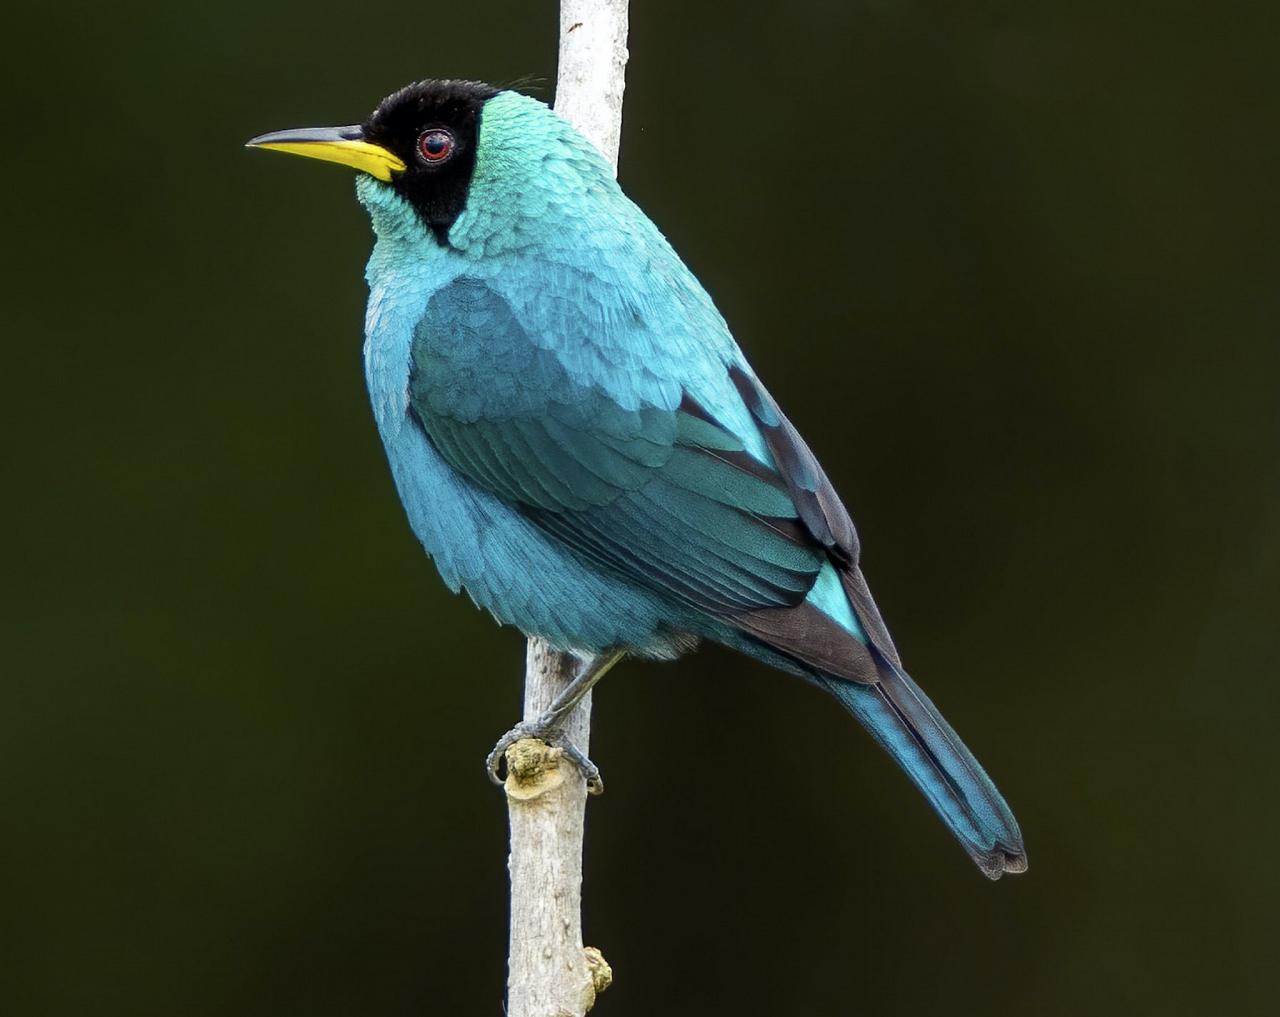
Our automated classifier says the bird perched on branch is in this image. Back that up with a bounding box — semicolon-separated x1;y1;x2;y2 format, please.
248;80;1026;878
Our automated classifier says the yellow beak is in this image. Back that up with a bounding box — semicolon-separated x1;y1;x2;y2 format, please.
245;125;406;182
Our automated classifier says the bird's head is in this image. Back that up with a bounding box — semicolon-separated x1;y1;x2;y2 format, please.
248;79;505;245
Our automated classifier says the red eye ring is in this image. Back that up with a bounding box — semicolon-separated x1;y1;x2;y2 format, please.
418;129;454;163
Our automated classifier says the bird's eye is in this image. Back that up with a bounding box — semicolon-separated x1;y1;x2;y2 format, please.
417;129;455;164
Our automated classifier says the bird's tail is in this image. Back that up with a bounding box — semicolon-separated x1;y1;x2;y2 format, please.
816;660;1027;879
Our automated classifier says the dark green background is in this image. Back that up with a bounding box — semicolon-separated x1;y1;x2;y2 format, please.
5;1;1277;1014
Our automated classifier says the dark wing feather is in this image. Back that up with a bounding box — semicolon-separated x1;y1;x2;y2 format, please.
728;365;901;667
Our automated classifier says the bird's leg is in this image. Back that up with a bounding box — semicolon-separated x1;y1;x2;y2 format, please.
486;649;626;794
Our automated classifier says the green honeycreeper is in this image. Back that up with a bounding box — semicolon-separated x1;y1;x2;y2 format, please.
248;80;1026;879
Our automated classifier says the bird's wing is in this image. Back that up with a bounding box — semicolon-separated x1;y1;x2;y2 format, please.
408;274;840;621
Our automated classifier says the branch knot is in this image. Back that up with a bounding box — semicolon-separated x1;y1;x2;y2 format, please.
504;738;565;801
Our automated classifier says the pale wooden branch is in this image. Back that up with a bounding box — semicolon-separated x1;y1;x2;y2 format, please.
553;0;630;171
502;3;629;1016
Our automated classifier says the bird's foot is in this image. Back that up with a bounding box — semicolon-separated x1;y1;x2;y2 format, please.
486;718;604;795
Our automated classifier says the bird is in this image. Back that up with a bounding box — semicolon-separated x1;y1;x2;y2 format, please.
247;79;1026;879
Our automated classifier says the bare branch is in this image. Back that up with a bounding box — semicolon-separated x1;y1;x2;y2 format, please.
503;3;629;1015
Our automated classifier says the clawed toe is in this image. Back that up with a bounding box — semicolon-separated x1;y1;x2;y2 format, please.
556;739;604;794
485;722;534;786
485;719;604;794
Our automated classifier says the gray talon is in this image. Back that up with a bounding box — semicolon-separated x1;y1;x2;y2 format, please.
556;739;604;794
486;717;603;792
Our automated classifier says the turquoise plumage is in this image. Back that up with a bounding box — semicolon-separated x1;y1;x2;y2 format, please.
250;82;1026;878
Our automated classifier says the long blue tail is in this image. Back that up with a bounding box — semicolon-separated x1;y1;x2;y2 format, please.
719;369;1024;877
817;661;1026;879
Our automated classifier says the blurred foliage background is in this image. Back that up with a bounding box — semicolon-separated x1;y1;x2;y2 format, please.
3;1;1277;1014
